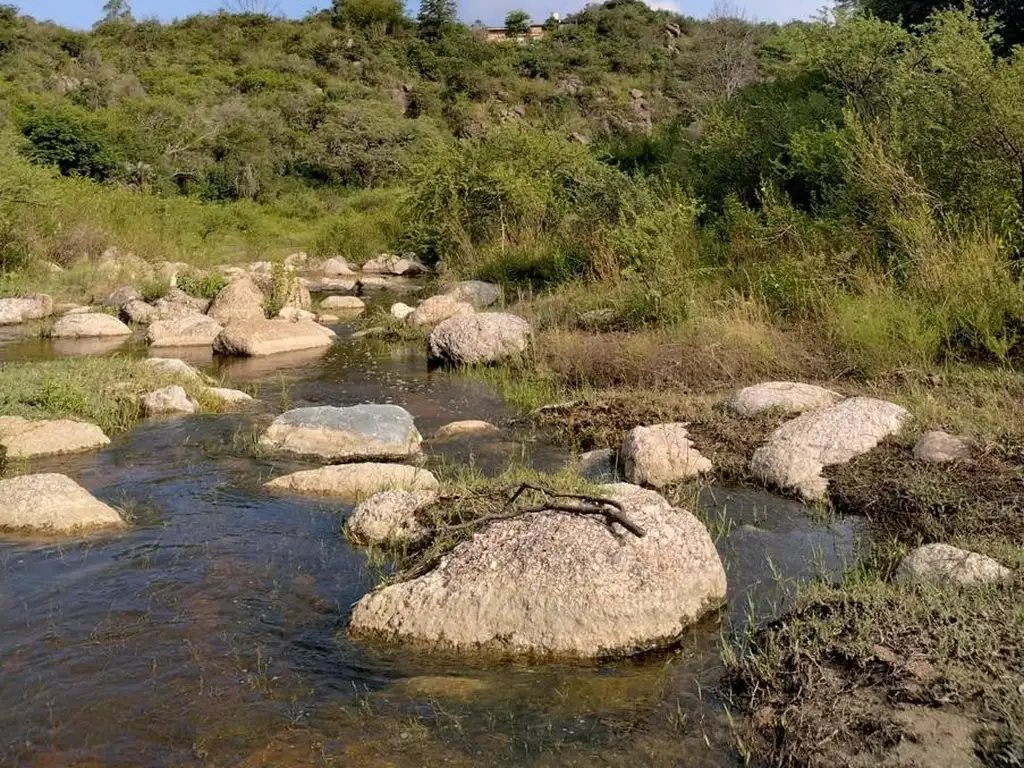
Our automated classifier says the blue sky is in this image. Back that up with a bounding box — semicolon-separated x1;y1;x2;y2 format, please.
19;0;825;31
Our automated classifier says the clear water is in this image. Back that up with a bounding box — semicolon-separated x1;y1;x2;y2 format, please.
0;315;865;767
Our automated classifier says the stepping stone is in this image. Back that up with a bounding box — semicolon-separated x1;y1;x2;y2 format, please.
259;404;422;461
0;416;109;459
0;473;124;533
265;464;439;501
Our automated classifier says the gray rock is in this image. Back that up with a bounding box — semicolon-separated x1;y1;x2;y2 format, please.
51;313;132;338
320;295;365;312
316;313;340;325
142;357;203;379
265;464;439;501
574;448;622;483
103;286;140;308
140;385;198;415
913;431;971;463
147;315;224;347
213;319;335;357
306;278;358;294
728;382;842;417
346;489;439;547
357;276;388;290
323;257;356;277
349;483;727;659
207;277;266;326
276;307;317;322
0;473;125;533
896;543;1011;586
444;281;501;307
0;294;53;325
427;313;531;366
622;424;712;487
204;387;254;407
121;299;156;325
407;295;474;328
390;302;415;321
433;420;500;440
750;397;910;501
0;416;110;459
362;254;428;276
259;404;422;461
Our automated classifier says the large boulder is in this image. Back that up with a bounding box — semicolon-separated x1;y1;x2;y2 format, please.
121;299;156;325
259;404;422;461
147;315;224;347
750;397;910;501
349;484;727;659
427;313;531;366
204;387;254;407
51;313;132;338
406;295;474;328
0;473;124;533
140;385;197;415
728;382;842;417
0;294;53;325
443;281;501;308
265;464;439;501
346;489;439;547
103;286;140;308
213;319;334;357
622;424;712;487
913;431;971;463
0;416;110;459
323;257;356;277
896;543;1011;586
207;277;266;326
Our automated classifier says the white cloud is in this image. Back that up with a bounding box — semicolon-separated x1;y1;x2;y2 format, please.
645;1;684;11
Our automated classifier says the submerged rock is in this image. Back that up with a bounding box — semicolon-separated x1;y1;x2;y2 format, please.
427;313;531;366
140;385;197;415
51;312;132;338
0;416;109;459
896;543;1011;586
622;424;712;487
750;397;909;501
265;464;439;501
443;280;501;308
406;295;474;328
433;420;500;440
913;431;971;463
346;489;439;547
259;404;422;461
728;382;842;417
0;294;53;325
0;473;124;533
207;277;266;326
147;315;224;347
349;483;727;659
213;319;335;357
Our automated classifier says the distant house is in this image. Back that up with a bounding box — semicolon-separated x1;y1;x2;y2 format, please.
485;23;548;42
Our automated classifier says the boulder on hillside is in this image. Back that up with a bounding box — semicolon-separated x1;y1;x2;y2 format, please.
320;295;365;312
259;404;422;461
147;315;224;347
0;416;110;459
51;313;132;338
213;319;335;357
120;299;156;325
323;257;356;276
139;385;197;416
362;254;428;276
346;489;439;547
207;277;266;326
427;313;531;367
349;483;727;659
406;295;474;328
750;397;910;501
728;382;842;417
141;357;203;379
896;543;1011;586
265;464;439;501
0;294;53;325
103;286;140;308
622;424;712;487
443;281;501;307
913;431;971;463
0;473;125;533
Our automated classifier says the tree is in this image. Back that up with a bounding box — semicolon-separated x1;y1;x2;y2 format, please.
332;0;406;31
417;0;457;40
505;10;530;37
859;0;1023;53
98;0;132;25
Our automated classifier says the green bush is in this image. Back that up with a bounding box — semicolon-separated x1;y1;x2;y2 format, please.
176;272;227;299
20;108;119;181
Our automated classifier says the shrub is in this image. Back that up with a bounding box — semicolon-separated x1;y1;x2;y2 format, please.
176;272;227;299
20;108;119;181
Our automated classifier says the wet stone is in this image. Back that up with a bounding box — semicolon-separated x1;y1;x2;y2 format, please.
265;464;439;501
0;416;110;459
259;404;423;461
140;385;198;416
0;473;125;533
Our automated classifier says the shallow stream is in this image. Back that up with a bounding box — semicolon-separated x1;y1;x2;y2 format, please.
0;310;865;767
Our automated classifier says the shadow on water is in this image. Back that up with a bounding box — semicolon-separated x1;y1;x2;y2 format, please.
0;324;865;767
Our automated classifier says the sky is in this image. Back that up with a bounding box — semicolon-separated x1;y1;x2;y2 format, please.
17;0;825;32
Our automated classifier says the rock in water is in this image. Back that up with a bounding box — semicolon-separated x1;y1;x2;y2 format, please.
913;431;971;463
750;397;909;501
141;357;203;379
207;277;266;326
147;315;224;347
265;464;439;501
320;295;365;312
622;424;712;487
728;382;842;417
406;295;474;328
433;420;500;439
323;257;355;276
443;281;501;307
0;294;53;325
349;484;727;659
896;543;1011;586
346;489;439;546
0;473;124;533
0;416;110;459
259;405;422;461
140;385;198;415
427;313;531;367
121;299;156;325
51;313;132;338
204;387;254;407
213;319;335;357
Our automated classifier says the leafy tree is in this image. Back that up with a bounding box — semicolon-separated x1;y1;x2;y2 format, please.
332;0;406;32
505;10;530;37
417;0;457;40
98;0;133;26
21;110;119;181
857;0;1023;52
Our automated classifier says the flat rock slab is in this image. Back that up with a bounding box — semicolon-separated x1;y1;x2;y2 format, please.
147;315;223;347
346;489;439;547
913;431;971;463
0;294;53;325
750;397;909;501
728;381;842;417
213;319;335;357
0;416;110;459
51;313;132;338
259;405;422;461
427;313;531;367
349;483;727;659
265;464;439;501
897;543;1011;586
0;473;124;533
622;424;712;487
